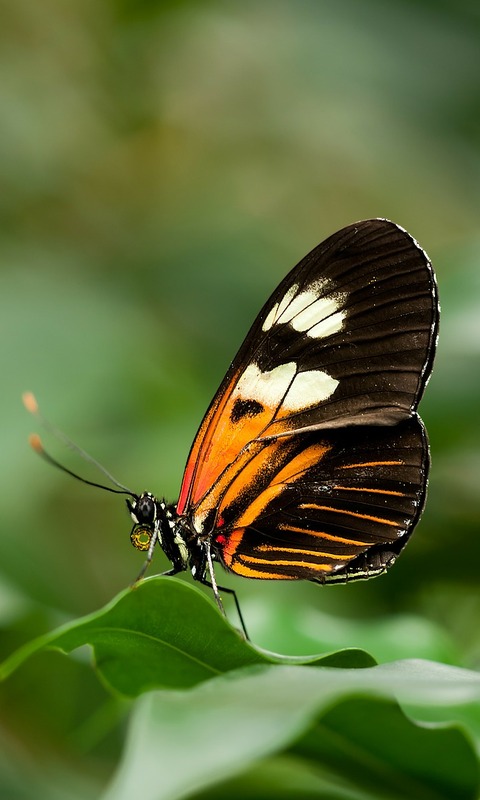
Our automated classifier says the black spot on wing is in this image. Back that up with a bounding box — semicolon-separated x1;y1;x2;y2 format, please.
231;398;265;423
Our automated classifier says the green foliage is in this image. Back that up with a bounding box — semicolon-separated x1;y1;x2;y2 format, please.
0;579;375;696
2;580;479;799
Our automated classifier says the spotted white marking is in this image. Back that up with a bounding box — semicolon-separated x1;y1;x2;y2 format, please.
235;362;297;407
308;309;346;339
156;524;163;545
283;370;339;411
174;533;189;566
193;508;208;533
262;305;277;331
275;284;299;320
277;289;318;325
291;294;346;340
262;284;298;331
262;279;347;340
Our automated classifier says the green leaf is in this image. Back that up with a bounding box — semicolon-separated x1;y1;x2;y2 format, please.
296;697;476;800
102;663;480;800
3;579;479;800
191;754;374;800
194;697;479;800
0;578;374;695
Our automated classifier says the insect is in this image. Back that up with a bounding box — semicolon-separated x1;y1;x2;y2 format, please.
26;219;438;638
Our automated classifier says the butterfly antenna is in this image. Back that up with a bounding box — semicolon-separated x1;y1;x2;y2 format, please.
23;392;135;497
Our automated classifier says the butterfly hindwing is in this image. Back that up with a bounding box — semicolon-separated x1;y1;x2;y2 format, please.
212;416;428;581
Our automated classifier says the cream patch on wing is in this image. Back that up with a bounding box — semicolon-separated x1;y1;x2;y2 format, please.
277;288;318;325
282;369;339;411
291;295;347;339
262;284;298;331
262;279;347;341
310;309;346;338
235;362;297;408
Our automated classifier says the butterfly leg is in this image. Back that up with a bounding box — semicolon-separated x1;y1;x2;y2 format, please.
200;542;249;639
212;582;249;641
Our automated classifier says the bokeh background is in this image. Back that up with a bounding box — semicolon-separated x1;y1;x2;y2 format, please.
1;0;480;797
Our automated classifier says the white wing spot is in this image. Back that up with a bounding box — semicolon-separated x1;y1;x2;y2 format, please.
283;370;339;411
290;293;346;335
262;304;278;332
235;362;297;408
277;288;318;325
262;284;298;331
262;280;344;333
275;284;298;319
308;309;345;339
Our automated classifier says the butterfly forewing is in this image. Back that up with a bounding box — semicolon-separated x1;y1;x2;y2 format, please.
177;219;438;536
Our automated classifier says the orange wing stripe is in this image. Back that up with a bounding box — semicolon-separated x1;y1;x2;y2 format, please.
299;504;398;527
340;460;404;469
271;443;331;485
240;554;335;572
229;562;297;580
192;439;267;533
221;528;246;568
278;523;368;546
256;544;352;561
333;485;405;497
234;484;285;529
230;442;330;529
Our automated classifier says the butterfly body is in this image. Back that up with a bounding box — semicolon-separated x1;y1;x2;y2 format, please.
127;219;438;631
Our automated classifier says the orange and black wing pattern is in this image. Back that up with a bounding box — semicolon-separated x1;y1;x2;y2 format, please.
214;417;428;581
176;219;438;583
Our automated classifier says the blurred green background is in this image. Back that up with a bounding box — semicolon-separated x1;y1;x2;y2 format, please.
1;0;480;797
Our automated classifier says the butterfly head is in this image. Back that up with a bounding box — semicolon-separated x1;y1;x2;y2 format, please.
127;492;192;576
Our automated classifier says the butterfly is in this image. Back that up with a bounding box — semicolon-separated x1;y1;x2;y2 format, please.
26;219;438;638
125;218;438;635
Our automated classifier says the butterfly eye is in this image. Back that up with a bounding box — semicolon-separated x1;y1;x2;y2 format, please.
130;526;153;551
